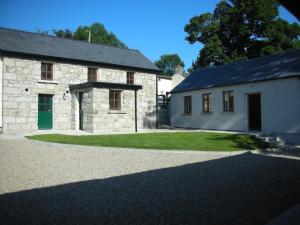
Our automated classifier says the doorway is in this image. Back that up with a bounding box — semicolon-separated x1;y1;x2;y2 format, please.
248;93;261;131
79;92;84;130
38;94;53;130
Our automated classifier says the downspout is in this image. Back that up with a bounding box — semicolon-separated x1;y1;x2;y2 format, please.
135;90;137;132
156;74;158;129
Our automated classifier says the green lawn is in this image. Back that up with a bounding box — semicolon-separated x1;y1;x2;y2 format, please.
26;132;268;151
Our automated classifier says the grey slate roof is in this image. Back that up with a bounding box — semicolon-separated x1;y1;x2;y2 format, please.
0;27;160;72
172;49;300;93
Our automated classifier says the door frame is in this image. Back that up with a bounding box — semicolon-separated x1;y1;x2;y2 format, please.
78;92;84;130
247;92;262;131
38;94;54;130
74;92;80;130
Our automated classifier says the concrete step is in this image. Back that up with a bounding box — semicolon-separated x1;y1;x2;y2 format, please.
253;133;286;147
268;140;285;148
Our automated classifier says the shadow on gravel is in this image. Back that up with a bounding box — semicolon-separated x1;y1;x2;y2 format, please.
1;152;300;225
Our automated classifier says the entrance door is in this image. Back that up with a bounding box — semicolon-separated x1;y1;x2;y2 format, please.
79;92;84;130
38;94;53;130
248;93;261;131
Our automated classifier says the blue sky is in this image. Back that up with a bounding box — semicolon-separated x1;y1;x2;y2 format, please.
0;0;298;69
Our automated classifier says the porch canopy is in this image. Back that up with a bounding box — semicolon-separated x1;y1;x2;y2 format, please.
69;81;142;91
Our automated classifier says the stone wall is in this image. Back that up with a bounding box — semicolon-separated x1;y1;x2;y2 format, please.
1;56;157;133
71;68;157;133
1;57;87;133
92;89;136;133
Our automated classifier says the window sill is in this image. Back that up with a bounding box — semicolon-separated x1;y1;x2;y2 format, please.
201;112;213;115
38;80;59;84
222;111;235;114
183;113;192;116
108;110;126;114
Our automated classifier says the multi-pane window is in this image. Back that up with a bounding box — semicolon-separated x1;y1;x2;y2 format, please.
41;63;53;80
203;93;212;112
223;91;234;112
184;96;192;114
109;90;121;110
127;72;134;84
88;68;97;81
38;95;52;112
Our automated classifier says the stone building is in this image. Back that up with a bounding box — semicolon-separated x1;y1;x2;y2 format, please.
0;28;160;134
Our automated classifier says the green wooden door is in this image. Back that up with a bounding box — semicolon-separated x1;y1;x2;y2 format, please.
38;94;53;130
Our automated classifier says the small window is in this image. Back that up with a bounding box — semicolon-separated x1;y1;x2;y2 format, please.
41;63;53;80
203;93;212;112
184;96;192;114
88;68;97;81
109;90;121;110
223;91;234;112
127;72;134;84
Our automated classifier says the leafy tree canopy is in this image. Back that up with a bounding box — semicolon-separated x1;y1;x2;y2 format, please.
52;23;127;48
155;54;185;76
184;0;300;71
53;29;73;39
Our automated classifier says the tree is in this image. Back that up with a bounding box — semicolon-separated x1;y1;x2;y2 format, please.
184;0;300;71
52;23;127;48
72;23;127;48
36;28;49;35
53;29;73;39
155;54;185;76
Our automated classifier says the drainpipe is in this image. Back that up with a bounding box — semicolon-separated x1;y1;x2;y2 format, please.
135;90;137;132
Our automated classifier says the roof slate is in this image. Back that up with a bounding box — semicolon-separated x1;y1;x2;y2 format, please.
0;27;160;72
172;49;300;93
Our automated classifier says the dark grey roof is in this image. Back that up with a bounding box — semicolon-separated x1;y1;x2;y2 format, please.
172;49;300;93
0;27;160;72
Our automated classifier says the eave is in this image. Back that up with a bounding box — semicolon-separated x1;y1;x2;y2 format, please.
69;81;143;91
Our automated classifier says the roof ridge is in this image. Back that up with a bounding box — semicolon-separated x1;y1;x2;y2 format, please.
193;49;300;73
0;26;140;53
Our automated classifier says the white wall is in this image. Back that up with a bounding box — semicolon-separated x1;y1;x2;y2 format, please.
170;77;300;134
0;57;2;128
157;74;185;96
157;77;172;95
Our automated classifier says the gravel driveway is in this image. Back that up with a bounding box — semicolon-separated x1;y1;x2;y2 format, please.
0;136;300;225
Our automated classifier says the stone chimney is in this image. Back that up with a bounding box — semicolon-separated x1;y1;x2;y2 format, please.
174;65;183;75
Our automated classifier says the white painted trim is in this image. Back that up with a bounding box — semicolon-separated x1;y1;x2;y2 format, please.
38;80;59;84
107;110;126;114
0;57;2;128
